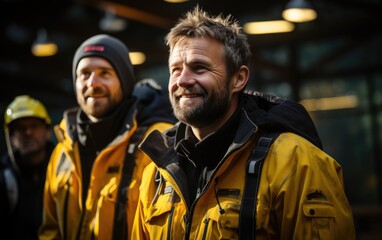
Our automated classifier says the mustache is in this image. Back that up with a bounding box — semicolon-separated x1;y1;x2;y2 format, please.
84;87;107;98
173;87;206;97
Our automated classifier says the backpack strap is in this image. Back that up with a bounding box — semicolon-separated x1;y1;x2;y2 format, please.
238;132;280;240
112;126;148;240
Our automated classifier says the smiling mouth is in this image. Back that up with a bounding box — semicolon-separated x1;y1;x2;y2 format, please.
86;93;106;99
180;93;200;98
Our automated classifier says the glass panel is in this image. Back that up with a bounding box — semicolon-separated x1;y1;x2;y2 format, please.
299;76;379;205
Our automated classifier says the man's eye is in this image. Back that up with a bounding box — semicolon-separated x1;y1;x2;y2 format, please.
194;65;207;73
101;70;111;77
171;67;180;73
171;68;181;76
78;72;90;81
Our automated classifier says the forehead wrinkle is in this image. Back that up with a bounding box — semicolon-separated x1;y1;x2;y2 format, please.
170;42;215;68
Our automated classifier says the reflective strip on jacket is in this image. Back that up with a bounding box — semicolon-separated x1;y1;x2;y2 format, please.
39;117;173;240
132;131;356;240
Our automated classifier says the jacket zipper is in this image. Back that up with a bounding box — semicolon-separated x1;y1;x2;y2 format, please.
167;206;175;240
63;181;70;240
202;217;210;240
184;212;192;240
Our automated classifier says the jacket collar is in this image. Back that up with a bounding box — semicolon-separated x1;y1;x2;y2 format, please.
58;98;137;147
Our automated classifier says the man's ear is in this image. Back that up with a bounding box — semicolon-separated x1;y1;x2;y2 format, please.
232;65;249;93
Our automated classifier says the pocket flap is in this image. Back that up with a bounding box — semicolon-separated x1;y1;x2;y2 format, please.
303;203;335;218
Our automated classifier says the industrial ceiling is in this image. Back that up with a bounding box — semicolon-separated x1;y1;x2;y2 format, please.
1;0;381;109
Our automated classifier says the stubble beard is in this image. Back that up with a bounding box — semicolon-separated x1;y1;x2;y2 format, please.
172;87;230;128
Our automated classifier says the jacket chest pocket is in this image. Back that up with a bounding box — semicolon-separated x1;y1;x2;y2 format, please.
145;187;182;238
303;200;335;239
195;199;241;240
92;177;119;236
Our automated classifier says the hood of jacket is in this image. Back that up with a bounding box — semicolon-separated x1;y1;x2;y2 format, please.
241;91;322;149
133;79;177;127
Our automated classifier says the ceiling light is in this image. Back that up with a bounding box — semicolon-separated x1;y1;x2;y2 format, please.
300;95;359;111
129;52;146;65
163;0;189;3
31;28;58;57
282;0;317;23
243;20;295;35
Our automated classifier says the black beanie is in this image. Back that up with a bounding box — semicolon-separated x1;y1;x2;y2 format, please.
72;34;137;99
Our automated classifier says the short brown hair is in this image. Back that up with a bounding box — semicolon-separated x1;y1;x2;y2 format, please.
165;5;251;78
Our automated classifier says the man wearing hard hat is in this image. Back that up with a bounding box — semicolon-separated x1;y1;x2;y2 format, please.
0;95;54;240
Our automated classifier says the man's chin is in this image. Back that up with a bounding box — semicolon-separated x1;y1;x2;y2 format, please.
86;107;110;120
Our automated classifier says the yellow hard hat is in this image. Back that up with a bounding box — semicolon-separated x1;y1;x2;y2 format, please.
4;95;51;129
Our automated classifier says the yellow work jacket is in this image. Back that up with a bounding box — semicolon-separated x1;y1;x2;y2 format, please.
133;132;356;240
132;93;356;240
39;109;173;240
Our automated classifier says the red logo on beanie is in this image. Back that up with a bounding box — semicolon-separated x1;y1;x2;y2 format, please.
83;45;105;52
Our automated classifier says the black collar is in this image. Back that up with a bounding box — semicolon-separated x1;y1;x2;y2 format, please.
77;99;133;152
174;107;241;170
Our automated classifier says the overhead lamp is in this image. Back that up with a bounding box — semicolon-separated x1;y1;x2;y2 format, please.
129;52;146;65
300;95;359;111
99;8;127;32
163;0;189;2
282;0;317;23
243;20;295;35
31;28;58;57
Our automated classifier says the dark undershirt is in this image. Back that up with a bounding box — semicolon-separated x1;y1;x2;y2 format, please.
175;107;241;204
76;99;132;204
